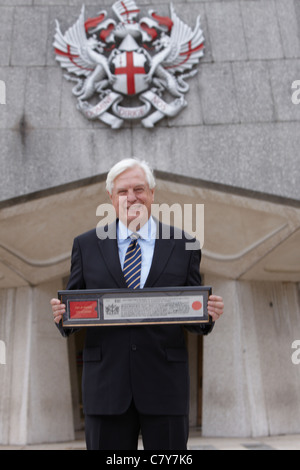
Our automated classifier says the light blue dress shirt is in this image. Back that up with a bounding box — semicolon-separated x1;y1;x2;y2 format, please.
117;217;157;288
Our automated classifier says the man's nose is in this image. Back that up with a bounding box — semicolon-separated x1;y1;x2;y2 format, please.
127;190;137;203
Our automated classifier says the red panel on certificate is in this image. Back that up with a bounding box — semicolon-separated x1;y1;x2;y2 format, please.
69;301;98;319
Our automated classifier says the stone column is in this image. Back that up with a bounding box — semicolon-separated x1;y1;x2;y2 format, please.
202;275;300;437
0;279;74;445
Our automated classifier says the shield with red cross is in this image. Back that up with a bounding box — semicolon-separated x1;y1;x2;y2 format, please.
112;51;149;96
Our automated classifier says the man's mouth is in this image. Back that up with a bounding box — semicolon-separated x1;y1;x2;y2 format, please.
127;203;144;213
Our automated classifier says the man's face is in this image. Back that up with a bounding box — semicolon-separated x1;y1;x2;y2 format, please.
108;166;155;229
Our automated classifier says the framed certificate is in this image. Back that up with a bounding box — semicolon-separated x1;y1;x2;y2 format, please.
58;286;212;328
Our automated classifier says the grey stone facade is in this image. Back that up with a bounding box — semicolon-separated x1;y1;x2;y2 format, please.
0;0;300;202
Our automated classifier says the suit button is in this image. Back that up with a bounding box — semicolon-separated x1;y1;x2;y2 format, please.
131;344;137;351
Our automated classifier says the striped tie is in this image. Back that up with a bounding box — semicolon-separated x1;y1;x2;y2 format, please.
123;235;142;289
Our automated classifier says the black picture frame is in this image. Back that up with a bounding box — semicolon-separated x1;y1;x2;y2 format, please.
59;286;212;328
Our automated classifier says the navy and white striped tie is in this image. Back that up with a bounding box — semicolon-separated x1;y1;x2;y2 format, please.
123;235;142;289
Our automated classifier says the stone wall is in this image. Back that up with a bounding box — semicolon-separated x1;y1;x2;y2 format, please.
203;275;300;437
0;279;74;445
0;0;299;202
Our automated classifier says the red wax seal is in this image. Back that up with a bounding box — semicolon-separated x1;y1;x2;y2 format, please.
192;301;202;311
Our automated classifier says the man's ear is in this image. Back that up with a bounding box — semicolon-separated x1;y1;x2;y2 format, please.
151;188;155;203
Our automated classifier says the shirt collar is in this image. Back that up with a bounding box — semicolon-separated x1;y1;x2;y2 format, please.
118;216;157;242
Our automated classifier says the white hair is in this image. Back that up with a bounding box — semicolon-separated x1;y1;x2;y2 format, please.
106;158;156;194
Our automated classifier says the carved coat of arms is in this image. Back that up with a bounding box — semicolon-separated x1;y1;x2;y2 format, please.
53;1;204;128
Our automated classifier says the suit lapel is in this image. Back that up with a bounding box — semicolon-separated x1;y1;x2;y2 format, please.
97;220;175;289
97;221;128;288
144;221;175;288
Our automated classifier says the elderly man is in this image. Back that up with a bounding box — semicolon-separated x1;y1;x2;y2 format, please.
51;158;224;450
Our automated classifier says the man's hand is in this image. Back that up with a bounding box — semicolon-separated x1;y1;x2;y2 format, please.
207;295;224;322
50;298;66;324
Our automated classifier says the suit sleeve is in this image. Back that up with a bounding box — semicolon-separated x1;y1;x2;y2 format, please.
56;237;85;338
66;237;86;290
185;247;202;286
184;248;214;336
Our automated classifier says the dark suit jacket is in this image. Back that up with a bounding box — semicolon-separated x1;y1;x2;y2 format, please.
58;221;213;416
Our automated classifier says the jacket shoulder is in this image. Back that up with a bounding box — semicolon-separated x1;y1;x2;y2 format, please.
158;222;200;250
75;222;117;245
75;228;98;244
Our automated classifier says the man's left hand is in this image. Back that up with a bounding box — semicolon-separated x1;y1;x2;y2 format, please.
207;295;224;322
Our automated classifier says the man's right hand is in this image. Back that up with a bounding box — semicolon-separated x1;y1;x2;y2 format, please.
50;298;66;324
